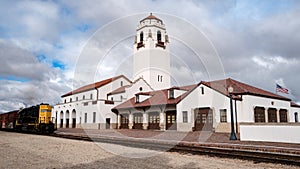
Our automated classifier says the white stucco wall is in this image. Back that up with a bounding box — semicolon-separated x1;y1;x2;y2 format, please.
52;76;131;129
290;106;300;123
176;84;238;132
240;124;300;143
240;95;291;123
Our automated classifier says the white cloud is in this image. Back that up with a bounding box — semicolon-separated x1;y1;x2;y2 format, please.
1;0;300;111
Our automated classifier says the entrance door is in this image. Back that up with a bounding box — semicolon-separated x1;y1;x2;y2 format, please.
133;113;143;129
194;108;213;131
120;114;129;129
148;112;160;130
166;111;177;130
66;119;69;128
60;119;63;128
106;118;110;129
72;118;76;128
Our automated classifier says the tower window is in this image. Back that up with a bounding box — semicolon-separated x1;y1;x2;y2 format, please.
140;31;144;42
157;31;161;42
157;75;163;82
148;29;152;38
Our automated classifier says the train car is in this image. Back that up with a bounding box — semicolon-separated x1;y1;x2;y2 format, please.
0;110;18;130
15;103;56;134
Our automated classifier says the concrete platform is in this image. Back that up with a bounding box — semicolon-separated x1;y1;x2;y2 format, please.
56;128;300;155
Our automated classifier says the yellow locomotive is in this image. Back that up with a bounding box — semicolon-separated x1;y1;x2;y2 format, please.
15;103;56;133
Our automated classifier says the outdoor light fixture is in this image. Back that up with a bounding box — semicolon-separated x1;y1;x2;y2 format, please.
228;86;237;140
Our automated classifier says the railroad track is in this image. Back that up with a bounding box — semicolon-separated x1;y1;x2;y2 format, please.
50;133;300;166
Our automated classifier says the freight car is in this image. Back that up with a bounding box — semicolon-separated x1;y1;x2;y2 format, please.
0;110;18;129
0;103;56;134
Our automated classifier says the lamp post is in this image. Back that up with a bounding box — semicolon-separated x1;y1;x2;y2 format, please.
228;86;237;140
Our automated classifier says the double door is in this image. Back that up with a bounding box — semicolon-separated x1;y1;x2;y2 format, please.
194;108;213;131
166;111;177;130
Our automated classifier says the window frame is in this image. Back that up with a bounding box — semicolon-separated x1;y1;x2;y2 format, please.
220;109;227;123
267;108;277;123
182;111;188;123
93;112;96;123
84;113;87;123
254;107;265;123
279;109;288;123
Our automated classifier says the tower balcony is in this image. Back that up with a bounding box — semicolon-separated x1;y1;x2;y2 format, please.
155;41;165;49
137;42;145;49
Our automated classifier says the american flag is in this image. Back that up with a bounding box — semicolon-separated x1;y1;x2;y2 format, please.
276;84;289;94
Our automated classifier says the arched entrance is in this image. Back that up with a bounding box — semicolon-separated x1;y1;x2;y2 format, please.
60;111;63;128
66;110;70;128
72;109;76;128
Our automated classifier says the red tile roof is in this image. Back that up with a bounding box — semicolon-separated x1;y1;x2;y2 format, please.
140;13;162;23
291;102;300;108
112;84;197;110
107;85;129;95
113;78;293;111
202;78;291;101
61;75;131;97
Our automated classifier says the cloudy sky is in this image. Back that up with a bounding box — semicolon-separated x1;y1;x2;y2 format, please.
1;0;300;112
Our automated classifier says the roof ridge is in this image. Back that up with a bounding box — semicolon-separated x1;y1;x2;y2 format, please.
61;75;130;97
227;78;290;100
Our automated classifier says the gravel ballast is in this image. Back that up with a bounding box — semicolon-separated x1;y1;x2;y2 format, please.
0;131;298;169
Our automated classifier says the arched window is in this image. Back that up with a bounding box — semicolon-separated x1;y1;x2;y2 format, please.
254;107;265;123
295;112;298;122
157;31;161;42
140;31;143;42
279;109;288;122
148;29;152;38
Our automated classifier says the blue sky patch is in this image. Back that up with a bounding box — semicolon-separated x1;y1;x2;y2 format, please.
0;76;30;82
54;43;64;49
37;54;47;62
76;24;91;32
52;60;65;70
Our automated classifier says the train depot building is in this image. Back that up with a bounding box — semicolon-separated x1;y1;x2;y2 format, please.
53;14;300;143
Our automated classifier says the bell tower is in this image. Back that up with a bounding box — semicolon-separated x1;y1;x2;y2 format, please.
133;13;170;90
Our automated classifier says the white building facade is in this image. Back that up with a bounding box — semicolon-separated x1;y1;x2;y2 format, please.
53;14;300;142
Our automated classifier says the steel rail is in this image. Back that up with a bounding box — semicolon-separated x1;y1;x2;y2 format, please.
50;133;300;166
